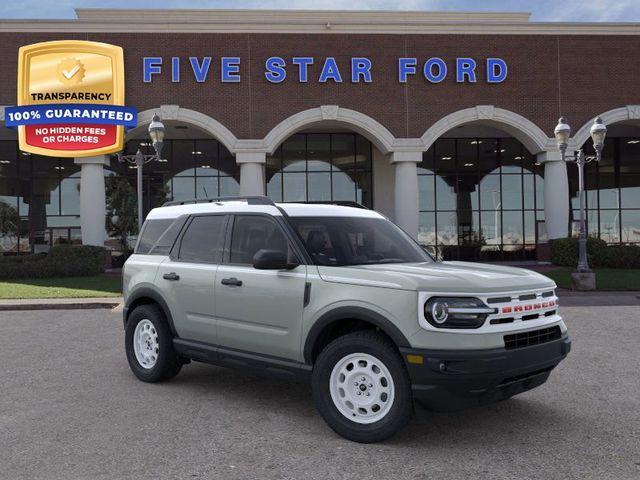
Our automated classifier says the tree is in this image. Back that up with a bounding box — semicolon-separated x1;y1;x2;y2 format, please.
105;176;138;253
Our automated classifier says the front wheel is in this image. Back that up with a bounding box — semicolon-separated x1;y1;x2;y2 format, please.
125;304;182;382
311;331;413;443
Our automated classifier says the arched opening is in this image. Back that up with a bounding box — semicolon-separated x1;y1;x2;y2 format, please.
418;123;545;261
570;120;640;245
106;120;240;253
0;126;83;254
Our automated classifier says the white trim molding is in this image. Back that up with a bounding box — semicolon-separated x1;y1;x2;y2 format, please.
420;106;554;154
263;106;396;155
572;105;640;148
128;106;239;154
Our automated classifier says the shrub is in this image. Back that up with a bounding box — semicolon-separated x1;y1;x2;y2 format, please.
550;237;640;268
0;245;106;279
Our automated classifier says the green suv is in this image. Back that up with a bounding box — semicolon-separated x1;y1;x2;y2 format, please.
122;196;570;443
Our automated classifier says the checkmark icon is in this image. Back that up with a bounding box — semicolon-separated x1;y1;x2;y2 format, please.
62;64;80;79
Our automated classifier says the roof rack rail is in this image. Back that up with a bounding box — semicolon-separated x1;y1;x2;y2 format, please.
162;196;276;207
280;200;369;210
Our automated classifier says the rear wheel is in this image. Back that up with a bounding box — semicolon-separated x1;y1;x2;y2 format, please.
125;304;182;382
312;331;413;443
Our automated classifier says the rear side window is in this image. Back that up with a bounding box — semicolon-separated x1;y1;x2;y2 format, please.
135;219;173;254
149;217;187;255
178;215;227;263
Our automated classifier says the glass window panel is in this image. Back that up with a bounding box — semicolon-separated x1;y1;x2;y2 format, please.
457;138;478;173
171;177;195;201
60;178;80;215
599;210;620;243
219;176;239;197
418;175;435;211
523;174;535;210
457;210;480;243
500;138;523;174
355;135;372;170
31;156;59;178
455;175;479;210
418;211;436;246
0;194;20;254
266;147;282;178
434;139;456;175
194;139;219;175
419;148;434;174
195;177;218;198
332;171;355;201
306;134;331;171
0;141;18;177
502;175;523;210
481;209;502;245
435;175;456;210
436;211;457;245
230;215;289;264
45;216;80;227
172;140;195;176
266;172;282;202
620;174;640;208
218;146;238;178
524;211;536;244
353;171;372;207
479;175;501;211
59;157;80;177
282;135;306;172
308;172;332;201
534;174;544;210
283;173;306;201
621;210;640;243
502;211;524;247
330;134;353;172
620;137;640;174
477;138;499;174
32;178;59;215
179;215;227;264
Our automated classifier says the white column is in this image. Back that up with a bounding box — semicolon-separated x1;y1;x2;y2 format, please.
237;152;266;196
391;151;421;239
538;151;569;239
74;155;109;246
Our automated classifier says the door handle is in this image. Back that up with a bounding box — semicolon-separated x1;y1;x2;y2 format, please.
221;277;242;287
162;272;180;281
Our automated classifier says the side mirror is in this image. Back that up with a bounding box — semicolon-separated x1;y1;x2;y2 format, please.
252;249;298;270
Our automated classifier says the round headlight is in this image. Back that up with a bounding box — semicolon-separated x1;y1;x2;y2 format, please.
430;300;449;324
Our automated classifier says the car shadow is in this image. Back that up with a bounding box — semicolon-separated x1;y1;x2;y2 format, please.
152;361;571;445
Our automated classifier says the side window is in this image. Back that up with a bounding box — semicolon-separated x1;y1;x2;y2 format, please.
149;217;187;255
136;219;173;254
177;215;227;263
229;215;289;264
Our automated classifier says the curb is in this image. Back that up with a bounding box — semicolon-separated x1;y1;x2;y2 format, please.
0;299;122;312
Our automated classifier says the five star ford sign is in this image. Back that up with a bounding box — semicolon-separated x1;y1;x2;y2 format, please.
4;40;137;158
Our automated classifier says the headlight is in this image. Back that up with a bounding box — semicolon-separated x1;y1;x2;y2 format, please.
424;297;495;329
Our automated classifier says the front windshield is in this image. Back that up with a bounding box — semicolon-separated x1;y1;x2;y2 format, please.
288;216;433;266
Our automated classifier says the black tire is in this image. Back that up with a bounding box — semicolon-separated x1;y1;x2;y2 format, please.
125;303;182;382
311;331;413;443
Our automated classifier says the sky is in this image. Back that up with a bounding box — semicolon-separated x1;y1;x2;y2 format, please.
1;0;639;22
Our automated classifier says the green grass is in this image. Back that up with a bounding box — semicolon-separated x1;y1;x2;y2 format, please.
544;268;640;291
0;275;122;299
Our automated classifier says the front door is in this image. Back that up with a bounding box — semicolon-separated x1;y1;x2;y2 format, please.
156;214;229;345
215;214;307;361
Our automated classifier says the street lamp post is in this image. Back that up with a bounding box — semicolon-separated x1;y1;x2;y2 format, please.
117;114;166;232
553;116;607;275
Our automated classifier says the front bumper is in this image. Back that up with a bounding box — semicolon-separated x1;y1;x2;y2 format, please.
399;334;571;411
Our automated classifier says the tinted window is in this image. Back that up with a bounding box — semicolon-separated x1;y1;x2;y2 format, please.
149;217;187;255
230;215;289;264
178;215;227;263
289;216;432;266
136;219;173;254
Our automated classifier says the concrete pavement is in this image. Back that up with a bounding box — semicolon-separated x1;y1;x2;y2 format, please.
0;306;639;479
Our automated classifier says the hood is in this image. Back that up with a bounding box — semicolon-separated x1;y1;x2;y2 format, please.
316;261;556;293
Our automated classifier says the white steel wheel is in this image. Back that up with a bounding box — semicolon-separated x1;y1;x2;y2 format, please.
329;352;395;424
133;319;159;369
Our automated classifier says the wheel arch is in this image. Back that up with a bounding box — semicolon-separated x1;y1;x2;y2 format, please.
123;287;178;337
304;307;411;364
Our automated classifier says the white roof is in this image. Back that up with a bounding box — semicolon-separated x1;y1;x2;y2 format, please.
145;200;384;220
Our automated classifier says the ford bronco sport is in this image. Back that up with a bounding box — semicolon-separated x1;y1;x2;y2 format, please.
122;196;570;443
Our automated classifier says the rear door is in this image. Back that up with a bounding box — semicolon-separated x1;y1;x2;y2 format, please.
214;214;307;361
156;214;229;345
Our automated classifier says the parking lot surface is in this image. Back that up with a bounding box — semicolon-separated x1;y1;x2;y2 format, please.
1;306;639;480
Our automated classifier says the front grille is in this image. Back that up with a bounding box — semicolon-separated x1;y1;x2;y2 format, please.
504;326;562;350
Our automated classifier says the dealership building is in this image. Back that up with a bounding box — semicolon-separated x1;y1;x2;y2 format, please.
0;8;639;261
